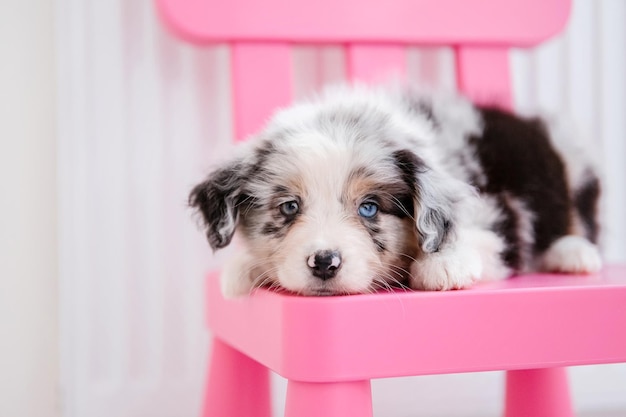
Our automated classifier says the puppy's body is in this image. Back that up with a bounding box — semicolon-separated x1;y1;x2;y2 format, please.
190;85;602;297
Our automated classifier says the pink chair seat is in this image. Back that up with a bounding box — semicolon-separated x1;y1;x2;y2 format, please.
201;266;626;417
207;266;626;382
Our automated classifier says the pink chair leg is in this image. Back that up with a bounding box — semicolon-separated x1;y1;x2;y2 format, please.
285;380;373;417
202;338;271;417
505;367;574;417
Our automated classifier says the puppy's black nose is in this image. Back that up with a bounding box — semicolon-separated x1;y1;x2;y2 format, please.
307;250;342;280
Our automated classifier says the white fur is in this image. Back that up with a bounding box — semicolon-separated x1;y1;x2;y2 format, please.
540;235;602;274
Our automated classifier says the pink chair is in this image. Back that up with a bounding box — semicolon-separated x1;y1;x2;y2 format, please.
155;1;626;416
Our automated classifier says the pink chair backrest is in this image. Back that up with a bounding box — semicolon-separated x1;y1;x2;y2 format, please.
156;0;571;141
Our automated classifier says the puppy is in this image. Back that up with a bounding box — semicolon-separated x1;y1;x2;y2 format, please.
190;84;602;297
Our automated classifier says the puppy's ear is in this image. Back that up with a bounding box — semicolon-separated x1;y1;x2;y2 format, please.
414;172;457;253
189;160;248;250
393;149;462;253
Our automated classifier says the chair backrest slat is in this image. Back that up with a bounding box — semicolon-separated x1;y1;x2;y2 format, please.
454;46;513;110
232;43;293;142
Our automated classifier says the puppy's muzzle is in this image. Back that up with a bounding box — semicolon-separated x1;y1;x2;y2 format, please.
307;250;342;280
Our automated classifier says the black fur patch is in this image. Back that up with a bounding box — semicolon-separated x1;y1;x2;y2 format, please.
575;175;601;243
492;194;523;270
389;149;422;219
246;141;276;178
189;162;246;250
380;193;414;218
391;149;426;190
472;107;571;254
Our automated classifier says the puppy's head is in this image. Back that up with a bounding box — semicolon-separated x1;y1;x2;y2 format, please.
190;88;459;295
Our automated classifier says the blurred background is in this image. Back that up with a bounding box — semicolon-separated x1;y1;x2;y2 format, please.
1;0;624;416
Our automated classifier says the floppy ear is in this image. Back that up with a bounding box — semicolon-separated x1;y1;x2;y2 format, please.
414;170;458;253
189;160;248;250
393;149;461;253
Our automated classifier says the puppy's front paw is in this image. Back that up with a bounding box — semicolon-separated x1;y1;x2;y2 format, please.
409;248;483;291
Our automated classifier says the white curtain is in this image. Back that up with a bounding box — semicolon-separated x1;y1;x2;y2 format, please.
57;0;626;416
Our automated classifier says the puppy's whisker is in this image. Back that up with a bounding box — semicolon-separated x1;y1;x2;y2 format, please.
251;266;280;286
373;279;392;292
370;269;402;292
386;263;412;278
237;194;261;217
367;281;386;294
376;262;411;281
382;263;408;278
236;257;279;289
377;191;416;221
239;258;274;279
399;252;419;263
372;265;411;291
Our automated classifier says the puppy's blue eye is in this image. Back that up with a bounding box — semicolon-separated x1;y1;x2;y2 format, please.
358;202;379;218
279;200;299;216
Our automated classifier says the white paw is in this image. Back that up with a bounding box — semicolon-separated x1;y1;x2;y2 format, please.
409;228;509;291
540;235;602;274
410;248;483;291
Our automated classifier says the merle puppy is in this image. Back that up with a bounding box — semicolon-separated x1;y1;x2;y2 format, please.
190;85;602;297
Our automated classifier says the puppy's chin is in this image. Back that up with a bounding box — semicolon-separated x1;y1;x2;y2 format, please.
289;284;350;297
294;276;377;296
273;269;373;296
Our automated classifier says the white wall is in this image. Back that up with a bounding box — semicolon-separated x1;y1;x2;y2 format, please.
0;1;59;417
55;1;626;417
